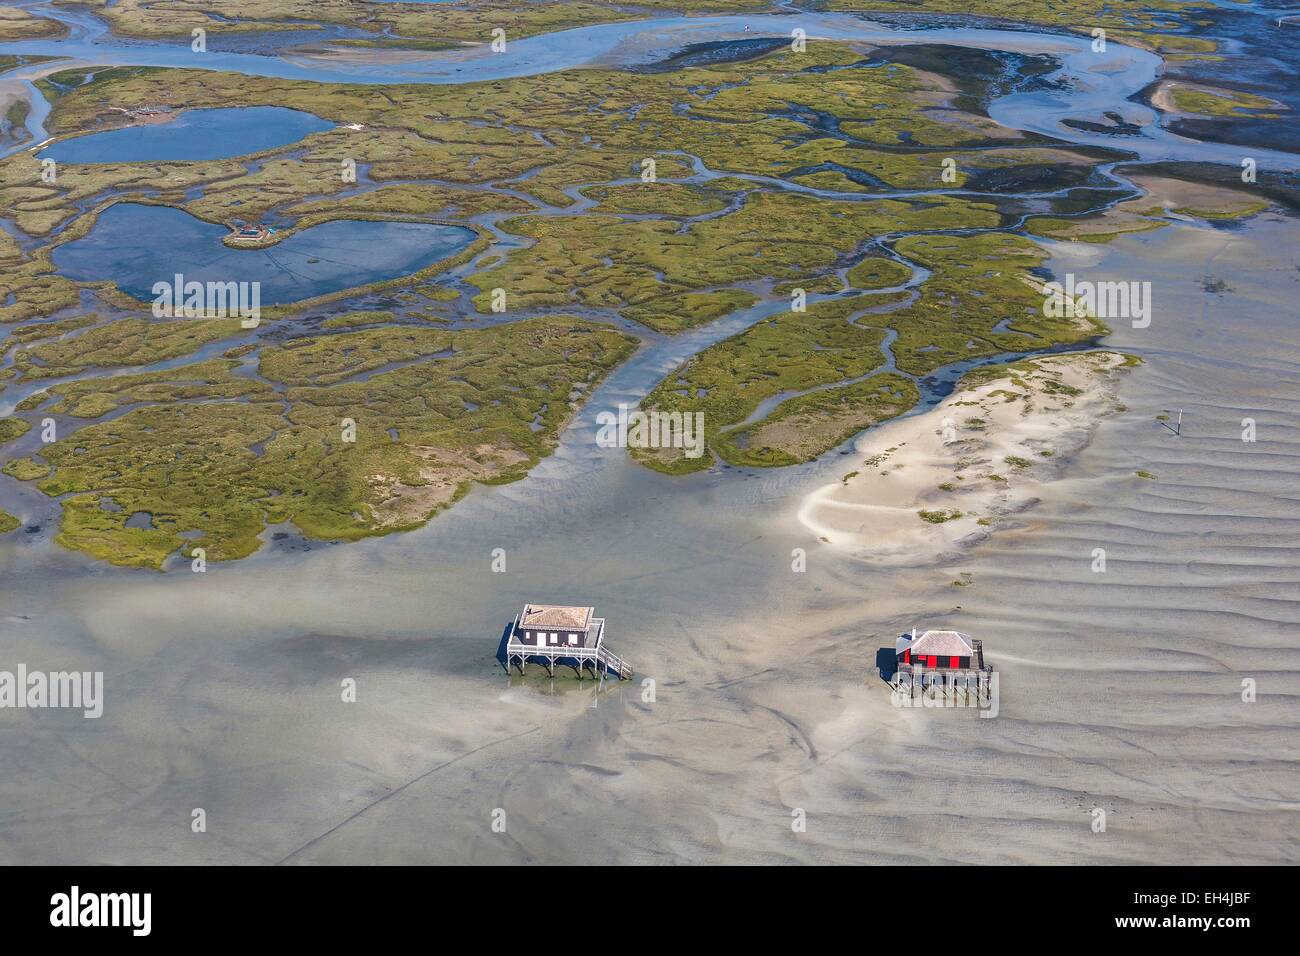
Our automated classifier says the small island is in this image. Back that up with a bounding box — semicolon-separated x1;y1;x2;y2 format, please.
222;223;278;248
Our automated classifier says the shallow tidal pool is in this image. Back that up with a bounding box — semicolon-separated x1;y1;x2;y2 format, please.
37;106;334;164
52;203;477;305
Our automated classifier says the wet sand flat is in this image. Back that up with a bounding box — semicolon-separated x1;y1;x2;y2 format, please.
1;217;1296;864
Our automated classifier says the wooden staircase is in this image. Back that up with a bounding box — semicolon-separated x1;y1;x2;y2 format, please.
597;645;634;681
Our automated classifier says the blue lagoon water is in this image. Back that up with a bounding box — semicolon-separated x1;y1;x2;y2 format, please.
51;203;476;304
38;106;334;163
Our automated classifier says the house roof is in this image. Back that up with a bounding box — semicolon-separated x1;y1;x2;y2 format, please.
910;629;974;657
520;604;593;631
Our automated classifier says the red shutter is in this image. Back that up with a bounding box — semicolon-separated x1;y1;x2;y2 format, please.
903;649;911;663
927;655;938;668
949;656;960;669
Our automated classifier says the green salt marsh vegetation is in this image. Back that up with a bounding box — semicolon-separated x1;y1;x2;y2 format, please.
5;48;1023;340
713;374;920;468
13;317;635;568
1024;215;1166;243
4;98;31;136
257;325;454;386
0;248;83;326
634;232;1106;473
1119;33;1218;56
846;257;914;291
622;290;759;335
286;183;535;223
2;315;99;359
56;0;642;42
0;155;238;237
885;233;1105;373
55;0;772;42
319;310;397;330
2;457;50;481
0;35;1217;565
14;44;1074;230
0;7;65;41
0;416;32;443
20;359;276;418
583;183;729;218
1;44;1093;293
1167;86;1285;119
8;317;245;381
632;294;907;473
468;191;998;330
828;0;1209;31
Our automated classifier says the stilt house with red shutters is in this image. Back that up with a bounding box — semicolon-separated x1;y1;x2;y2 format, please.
891;628;992;699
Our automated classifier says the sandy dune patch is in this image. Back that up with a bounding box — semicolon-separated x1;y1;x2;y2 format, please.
798;350;1134;564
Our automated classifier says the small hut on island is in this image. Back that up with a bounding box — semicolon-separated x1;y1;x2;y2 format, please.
223;224;277;248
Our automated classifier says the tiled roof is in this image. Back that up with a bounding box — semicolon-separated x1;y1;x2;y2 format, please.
910;629;974;657
520;604;593;630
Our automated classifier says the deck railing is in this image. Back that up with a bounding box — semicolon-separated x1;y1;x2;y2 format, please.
506;637;599;658
506;635;632;680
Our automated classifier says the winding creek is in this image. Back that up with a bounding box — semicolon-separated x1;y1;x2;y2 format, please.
5;2;1300;171
0;0;1292;539
0;1;1298;864
0;0;1292;544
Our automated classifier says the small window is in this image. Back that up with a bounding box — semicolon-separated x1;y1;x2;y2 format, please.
568;633;577;645
550;632;558;645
